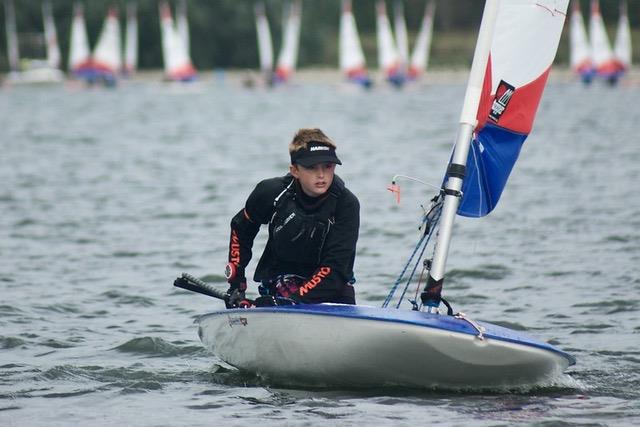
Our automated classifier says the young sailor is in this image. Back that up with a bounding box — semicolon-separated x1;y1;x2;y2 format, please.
225;128;360;307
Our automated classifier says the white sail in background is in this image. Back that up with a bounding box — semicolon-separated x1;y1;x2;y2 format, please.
42;0;61;70
376;0;402;83
274;0;302;83
254;1;274;80
124;2;138;75
589;0;618;81
177;0;190;58
92;7;122;82
613;0;631;72
393;0;409;73
3;0;20;72
339;0;370;86
159;1;197;81
409;0;435;79
570;0;593;81
68;2;93;77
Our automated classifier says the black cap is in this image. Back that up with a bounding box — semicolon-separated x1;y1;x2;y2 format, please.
290;143;342;167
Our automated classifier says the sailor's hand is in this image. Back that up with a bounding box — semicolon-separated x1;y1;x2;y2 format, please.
224;281;247;309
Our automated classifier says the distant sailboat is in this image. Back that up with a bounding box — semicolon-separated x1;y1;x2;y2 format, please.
92;7;122;86
376;0;405;87
158;1;197;82
68;2;94;81
408;0;435;80
393;0;409;76
339;0;371;88
124;2;138;76
570;0;594;83
589;0;619;84
254;1;275;85
612;0;631;75
42;0;61;72
274;0;302;83
3;0;63;84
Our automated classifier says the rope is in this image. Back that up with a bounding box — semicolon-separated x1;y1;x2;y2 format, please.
382;202;442;309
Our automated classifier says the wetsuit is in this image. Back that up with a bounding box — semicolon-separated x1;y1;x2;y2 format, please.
228;174;359;304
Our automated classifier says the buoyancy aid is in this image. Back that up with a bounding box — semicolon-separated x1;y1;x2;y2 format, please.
268;177;343;266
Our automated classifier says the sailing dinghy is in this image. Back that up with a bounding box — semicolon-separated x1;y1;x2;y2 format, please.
589;0;619;84
339;0;372;88
376;0;405;87
177;0;575;390
159;1;197;82
123;2;138;76
274;0;302;84
569;0;594;83
68;2;94;82
408;0;435;80
91;7;122;86
612;0;631;77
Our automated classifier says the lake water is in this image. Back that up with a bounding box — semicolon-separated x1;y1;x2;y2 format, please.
1;73;639;426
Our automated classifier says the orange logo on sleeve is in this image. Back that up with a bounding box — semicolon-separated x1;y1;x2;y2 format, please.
230;230;241;265
298;267;331;295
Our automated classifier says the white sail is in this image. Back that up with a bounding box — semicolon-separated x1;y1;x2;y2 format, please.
613;0;631;71
124;2;138;74
176;0;190;58
339;0;368;83
42;0;61;70
569;0;593;79
275;0;302;83
159;1;197;81
426;0;569;309
375;0;401;79
409;0;436;79
3;0;19;72
68;2;92;76
92;7;122;80
589;0;618;79
393;0;409;72
254;1;274;77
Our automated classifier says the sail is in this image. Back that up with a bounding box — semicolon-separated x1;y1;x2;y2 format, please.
393;0;409;74
589;0;618;80
4;0;19;72
457;0;569;217
409;0;435;79
569;0;593;81
42;0;61;70
176;0;190;60
254;1;274;79
68;2;93;78
613;0;631;73
339;0;370;86
124;2;138;75
159;1;197;81
92;7;122;81
274;0;302;83
375;0;403;85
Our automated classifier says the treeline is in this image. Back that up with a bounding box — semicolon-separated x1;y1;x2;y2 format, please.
1;0;638;71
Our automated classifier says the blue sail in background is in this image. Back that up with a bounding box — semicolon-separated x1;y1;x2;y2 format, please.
455;0;568;218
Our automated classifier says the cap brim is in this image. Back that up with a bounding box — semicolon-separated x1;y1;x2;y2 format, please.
295;155;342;167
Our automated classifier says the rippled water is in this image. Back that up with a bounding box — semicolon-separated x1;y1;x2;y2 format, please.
1;74;639;426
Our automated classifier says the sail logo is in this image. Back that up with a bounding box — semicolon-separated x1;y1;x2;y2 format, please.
489;80;515;122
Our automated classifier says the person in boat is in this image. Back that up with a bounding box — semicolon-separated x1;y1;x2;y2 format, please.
224;128;360;308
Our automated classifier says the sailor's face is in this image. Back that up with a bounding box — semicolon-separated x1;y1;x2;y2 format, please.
290;163;336;198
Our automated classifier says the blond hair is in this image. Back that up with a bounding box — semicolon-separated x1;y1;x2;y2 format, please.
289;128;337;155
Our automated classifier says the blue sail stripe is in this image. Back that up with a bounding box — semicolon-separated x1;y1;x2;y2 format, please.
457;123;528;218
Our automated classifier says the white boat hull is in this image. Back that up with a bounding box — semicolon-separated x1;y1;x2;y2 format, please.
197;304;574;389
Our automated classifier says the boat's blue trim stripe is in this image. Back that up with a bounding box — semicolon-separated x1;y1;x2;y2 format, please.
198;304;576;365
